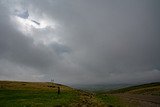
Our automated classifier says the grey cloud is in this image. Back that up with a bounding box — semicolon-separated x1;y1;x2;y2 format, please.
0;18;54;71
50;43;71;55
14;9;29;19
0;0;160;84
0;4;60;79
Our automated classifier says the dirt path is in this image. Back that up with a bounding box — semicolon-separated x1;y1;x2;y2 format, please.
115;94;160;107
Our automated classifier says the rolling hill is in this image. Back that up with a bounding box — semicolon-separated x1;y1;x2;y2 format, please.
107;82;160;96
96;82;160;107
0;81;104;107
1;81;160;107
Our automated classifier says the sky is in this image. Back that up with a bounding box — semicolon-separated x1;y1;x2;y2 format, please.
0;0;160;85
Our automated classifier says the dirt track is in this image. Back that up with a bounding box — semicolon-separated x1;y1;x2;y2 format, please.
116;94;160;107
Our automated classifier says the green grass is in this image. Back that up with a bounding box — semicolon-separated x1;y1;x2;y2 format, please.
1;81;160;107
95;82;160;107
0;81;104;107
0;89;78;107
96;94;125;107
107;82;160;94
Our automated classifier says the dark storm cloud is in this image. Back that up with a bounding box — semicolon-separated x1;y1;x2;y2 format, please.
0;0;160;84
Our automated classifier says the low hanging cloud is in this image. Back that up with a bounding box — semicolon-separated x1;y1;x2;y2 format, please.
0;0;160;84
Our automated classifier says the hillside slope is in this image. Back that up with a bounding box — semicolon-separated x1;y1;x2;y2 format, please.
0;81;104;107
107;82;160;96
1;81;160;107
0;80;72;91
96;82;160;107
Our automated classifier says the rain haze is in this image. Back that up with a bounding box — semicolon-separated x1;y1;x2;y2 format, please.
0;0;160;85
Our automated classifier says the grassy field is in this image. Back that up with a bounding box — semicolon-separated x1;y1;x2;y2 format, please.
0;81;78;107
96;93;125;107
0;81;104;107
0;90;78;107
0;81;160;107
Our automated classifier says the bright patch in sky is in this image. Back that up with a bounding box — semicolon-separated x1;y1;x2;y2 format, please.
15;16;49;29
12;9;61;45
13;9;55;32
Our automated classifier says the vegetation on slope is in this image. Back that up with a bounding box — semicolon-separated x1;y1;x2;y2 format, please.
1;81;160;107
0;81;104;107
106;82;160;96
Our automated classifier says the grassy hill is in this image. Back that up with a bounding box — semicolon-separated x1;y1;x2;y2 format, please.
95;82;160;107
106;82;160;96
0;81;104;107
0;81;72;91
1;81;160;107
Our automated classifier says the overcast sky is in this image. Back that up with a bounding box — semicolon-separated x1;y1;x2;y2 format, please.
0;0;160;85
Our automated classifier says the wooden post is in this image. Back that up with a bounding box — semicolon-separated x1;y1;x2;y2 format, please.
58;87;60;94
